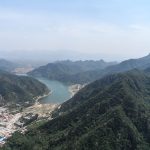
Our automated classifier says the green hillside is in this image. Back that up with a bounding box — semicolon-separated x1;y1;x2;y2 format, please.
28;54;150;84
3;69;150;150
0;71;49;107
28;60;116;84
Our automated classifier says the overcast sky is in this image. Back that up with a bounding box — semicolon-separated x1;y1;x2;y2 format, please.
0;0;150;61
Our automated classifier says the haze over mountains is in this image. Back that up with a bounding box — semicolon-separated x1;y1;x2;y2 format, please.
28;60;116;83
1;54;150;150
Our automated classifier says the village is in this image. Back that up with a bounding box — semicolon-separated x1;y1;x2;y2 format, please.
0;107;20;146
0;80;81;147
0;102;58;147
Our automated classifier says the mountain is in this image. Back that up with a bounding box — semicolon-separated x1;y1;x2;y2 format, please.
0;59;17;72
27;60;116;83
3;69;150;150
103;53;150;73
57;53;150;84
28;54;150;84
0;71;49;107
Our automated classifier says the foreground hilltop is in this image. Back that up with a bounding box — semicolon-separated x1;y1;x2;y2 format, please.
3;69;150;150
0;71;49;107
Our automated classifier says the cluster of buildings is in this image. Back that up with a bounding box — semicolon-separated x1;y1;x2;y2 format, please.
0;109;39;146
0;110;39;147
0;136;6;146
0;128;12;146
0;104;56;147
0;108;13;146
0;113;13;127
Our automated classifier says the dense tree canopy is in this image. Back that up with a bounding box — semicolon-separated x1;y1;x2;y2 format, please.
3;69;150;150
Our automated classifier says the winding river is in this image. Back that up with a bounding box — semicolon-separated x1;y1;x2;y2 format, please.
16;74;71;104
36;77;71;104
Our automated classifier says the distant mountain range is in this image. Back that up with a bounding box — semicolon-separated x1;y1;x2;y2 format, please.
64;53;150;84
28;54;150;84
28;60;117;83
4;69;150;150
0;71;49;107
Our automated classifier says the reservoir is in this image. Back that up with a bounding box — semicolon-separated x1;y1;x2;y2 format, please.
36;77;71;104
16;74;71;104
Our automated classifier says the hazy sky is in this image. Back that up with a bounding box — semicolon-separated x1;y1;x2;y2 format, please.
0;0;150;61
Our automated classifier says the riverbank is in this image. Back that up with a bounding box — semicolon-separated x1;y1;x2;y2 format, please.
34;91;52;104
23;103;59;118
0;107;22;146
69;84;85;97
25;91;58;118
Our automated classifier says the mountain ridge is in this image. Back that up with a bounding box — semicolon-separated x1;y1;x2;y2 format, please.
28;54;150;84
3;69;150;150
28;60;117;83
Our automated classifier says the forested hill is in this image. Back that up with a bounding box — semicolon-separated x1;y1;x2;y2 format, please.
28;54;150;84
53;69;150;115
0;71;49;107
59;53;150;84
27;60;116;83
3;69;150;150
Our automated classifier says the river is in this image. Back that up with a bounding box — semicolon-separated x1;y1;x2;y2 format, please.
16;74;71;104
36;77;71;104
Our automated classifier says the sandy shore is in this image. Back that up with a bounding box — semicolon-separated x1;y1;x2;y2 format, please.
23;91;59;118
23;103;58;118
0;107;22;145
69;84;85;97
34;91;52;104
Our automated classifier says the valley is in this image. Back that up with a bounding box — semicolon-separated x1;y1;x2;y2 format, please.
1;1;150;149
1;54;150;149
3;69;150;150
0;73;83;147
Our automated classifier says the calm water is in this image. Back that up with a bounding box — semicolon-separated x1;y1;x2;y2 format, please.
36;77;71;104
